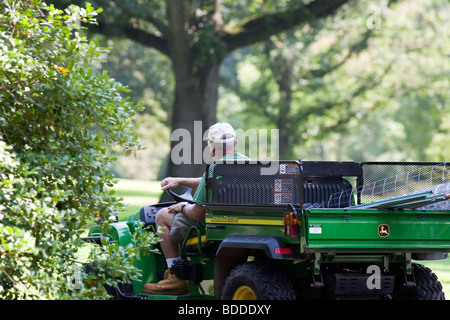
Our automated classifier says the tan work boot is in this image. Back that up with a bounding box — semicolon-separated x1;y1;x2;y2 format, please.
142;269;189;295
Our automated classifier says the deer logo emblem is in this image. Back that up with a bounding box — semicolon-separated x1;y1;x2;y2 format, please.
378;224;390;237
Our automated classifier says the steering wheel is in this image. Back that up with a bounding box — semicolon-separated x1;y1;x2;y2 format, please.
166;188;195;204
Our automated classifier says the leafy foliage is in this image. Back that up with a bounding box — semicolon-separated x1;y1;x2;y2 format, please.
0;0;158;299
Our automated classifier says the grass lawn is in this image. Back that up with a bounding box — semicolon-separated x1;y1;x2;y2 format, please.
111;178;450;299
112;178;163;220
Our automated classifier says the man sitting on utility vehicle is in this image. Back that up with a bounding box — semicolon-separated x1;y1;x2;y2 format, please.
142;122;249;295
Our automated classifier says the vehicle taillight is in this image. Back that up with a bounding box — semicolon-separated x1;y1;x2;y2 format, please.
274;247;292;254
284;212;299;237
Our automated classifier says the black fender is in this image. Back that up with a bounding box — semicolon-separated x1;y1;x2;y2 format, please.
213;235;294;299
216;235;293;259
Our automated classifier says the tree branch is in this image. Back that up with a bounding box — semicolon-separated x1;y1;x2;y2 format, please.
311;0;398;79
221;0;349;52
143;15;169;37
122;25;169;56
306;61;395;136
311;28;372;79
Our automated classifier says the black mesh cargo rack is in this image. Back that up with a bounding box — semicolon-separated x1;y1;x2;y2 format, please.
204;160;363;210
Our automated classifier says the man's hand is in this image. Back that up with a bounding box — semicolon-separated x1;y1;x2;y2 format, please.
166;202;205;222
160;177;202;191
160;177;181;191
167;202;186;214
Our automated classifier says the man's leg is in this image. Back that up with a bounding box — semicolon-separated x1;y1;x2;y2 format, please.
155;207;180;265
142;207;189;295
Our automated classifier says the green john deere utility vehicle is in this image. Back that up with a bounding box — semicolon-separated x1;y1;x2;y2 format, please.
84;160;450;300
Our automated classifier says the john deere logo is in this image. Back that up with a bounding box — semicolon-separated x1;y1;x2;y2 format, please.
378;224;390;237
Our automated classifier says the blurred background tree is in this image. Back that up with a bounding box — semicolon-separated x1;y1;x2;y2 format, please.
220;0;449;162
50;0;449;179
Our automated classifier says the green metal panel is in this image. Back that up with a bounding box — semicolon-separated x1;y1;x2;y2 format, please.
88;221;134;246
132;246;159;295
304;209;450;252
88;221;162;295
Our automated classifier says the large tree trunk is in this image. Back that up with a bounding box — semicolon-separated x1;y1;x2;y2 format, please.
160;63;219;201
167;63;219;179
163;0;219;182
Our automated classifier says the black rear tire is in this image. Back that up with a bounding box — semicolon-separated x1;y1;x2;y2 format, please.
221;262;295;300
393;263;445;300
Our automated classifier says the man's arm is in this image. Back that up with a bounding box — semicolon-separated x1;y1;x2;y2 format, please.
183;203;205;221
160;177;202;191
168;202;205;222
